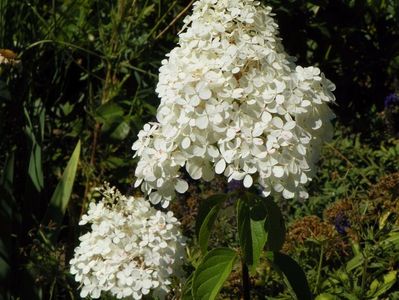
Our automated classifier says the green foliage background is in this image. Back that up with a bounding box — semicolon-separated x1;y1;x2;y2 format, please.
0;0;398;299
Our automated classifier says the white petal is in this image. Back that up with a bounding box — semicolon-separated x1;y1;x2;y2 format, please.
198;84;212;100
243;174;253;188
252;124;264;137
207;145;219;158
215;159;226;174
175;179;189;194
196;115;209;129
261;111;272;123
283;189;295;199
181;137;191;149
186;161;202;180
272;166;284;178
272;117;283;129
275;95;285;104
284;121;296;130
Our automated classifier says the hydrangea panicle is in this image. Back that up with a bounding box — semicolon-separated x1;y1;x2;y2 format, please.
70;183;186;299
132;0;336;207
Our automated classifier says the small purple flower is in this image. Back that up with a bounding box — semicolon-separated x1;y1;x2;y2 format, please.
227;179;243;193
334;213;350;235
384;93;399;108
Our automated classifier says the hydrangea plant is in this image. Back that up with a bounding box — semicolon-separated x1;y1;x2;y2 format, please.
73;0;336;299
132;0;335;299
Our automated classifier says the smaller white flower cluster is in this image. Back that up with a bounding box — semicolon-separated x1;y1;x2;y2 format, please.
70;183;186;299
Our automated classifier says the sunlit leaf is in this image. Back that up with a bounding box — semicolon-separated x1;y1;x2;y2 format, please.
192;248;237;300
237;198;267;271
196;194;226;254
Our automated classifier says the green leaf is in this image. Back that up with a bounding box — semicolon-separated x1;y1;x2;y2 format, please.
378;211;392;230
192;248;237;300
0;152;17;223
95;102;124;123
346;253;364;272
1;151;14;193
249;217;267;270
367;270;397;298
196;194;226;254
316;293;339;300
109;120;130;140
0;239;10;281
237;198;267;271
382;231;399;250
237;199;252;262
42;140;81;242
0;80;11;101
272;252;312;300
264;198;286;251
28;144;44;192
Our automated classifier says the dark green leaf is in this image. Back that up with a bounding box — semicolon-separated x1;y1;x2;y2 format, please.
0;80;11;101
0;239;10;281
95;102;124;123
237;198;267;271
1;151;14;193
264;198;285;251
192;248;237;300
42;140;81;242
109;120;130;140
28;144;44;192
196;194;226;254
272;252;312;300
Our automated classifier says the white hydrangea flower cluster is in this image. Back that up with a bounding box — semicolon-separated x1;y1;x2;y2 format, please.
70;184;186;299
132;0;336;207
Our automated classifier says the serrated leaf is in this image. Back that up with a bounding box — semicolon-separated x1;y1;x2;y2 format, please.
272;252;312;300
237;198;267;271
196;194;226;254
42;140;81;242
192;248;237;300
264;198;285;251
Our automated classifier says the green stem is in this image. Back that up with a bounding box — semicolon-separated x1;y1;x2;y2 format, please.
314;243;324;294
242;259;251;300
